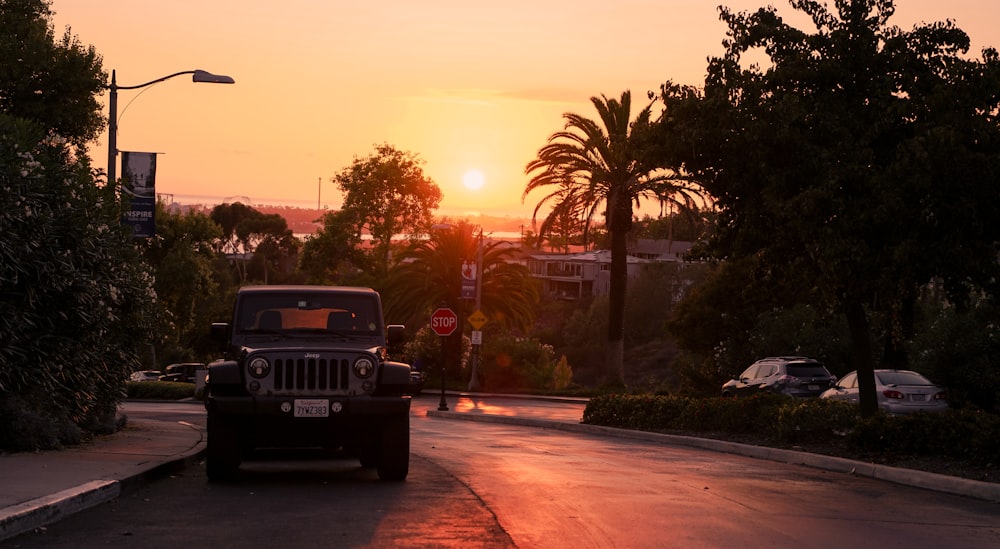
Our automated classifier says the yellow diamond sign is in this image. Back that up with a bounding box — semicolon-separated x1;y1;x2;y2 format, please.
467;310;488;330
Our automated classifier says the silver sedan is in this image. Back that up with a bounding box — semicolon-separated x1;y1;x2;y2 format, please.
820;369;949;414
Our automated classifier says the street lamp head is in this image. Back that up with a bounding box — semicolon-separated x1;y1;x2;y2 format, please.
192;70;235;84
106;68;235;186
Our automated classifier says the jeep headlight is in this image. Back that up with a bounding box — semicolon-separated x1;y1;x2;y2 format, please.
353;357;375;378
248;357;270;378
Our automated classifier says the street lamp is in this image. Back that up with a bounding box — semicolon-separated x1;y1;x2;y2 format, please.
468;228;484;391
106;69;235;184
430;223;455;412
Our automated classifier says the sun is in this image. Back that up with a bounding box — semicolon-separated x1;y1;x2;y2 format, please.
462;169;486;191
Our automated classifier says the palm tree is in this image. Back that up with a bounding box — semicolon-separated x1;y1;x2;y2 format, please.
524;90;703;386
382;221;539;390
383;221;539;333
529;183;595;252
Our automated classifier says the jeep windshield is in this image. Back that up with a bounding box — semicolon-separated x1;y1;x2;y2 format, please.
235;293;381;337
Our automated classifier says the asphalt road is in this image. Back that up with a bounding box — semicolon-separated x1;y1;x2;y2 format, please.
408;397;1000;548
7;397;999;548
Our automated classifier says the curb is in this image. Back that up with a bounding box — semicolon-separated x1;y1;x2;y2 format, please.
0;438;206;543
426;409;1000;503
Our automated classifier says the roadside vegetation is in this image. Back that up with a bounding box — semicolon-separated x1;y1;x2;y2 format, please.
125;382;197;401
2;0;999;469
583;394;1000;482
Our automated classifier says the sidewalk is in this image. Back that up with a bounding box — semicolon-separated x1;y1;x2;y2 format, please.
0;417;205;542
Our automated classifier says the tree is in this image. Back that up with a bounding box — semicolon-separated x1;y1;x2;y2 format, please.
333;143;442;277
0;0;106;151
1;114;158;449
525;91;705;386
384;221;539;388
0;1;157;450
299;209;369;285
656;0;1000;415
138;203;228;362
383;221;539;333
527;183;595;252
210;202;298;284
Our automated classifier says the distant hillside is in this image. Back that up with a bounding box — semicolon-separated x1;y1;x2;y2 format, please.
177;203;531;235
255;205;326;235
210;204;532;236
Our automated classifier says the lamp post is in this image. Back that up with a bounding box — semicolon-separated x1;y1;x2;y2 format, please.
429;223;457;410
106;69;235;184
468;228;484;391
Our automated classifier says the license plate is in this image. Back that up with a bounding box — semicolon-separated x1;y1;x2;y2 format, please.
808;384;820;391
294;399;329;417
910;394;927;402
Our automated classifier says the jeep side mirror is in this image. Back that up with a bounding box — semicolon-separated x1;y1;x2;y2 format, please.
210;323;230;352
386;324;405;354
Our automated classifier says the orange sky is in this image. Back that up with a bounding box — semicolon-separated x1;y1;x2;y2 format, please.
49;1;998;218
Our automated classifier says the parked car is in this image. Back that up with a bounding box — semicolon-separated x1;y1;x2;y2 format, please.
129;370;161;382
722;356;836;398
407;369;425;396
820;369;948;414
159;363;204;383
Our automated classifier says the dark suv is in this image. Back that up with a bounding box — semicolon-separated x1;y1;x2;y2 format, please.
204;285;413;481
721;356;836;398
158;362;204;383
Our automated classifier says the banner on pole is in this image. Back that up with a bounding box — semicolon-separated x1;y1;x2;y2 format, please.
461;261;477;299
121;151;158;238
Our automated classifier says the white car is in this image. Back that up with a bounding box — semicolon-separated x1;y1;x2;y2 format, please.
129;370;161;382
820;369;948;414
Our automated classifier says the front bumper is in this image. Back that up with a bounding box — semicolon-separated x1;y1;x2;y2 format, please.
207;394;411;418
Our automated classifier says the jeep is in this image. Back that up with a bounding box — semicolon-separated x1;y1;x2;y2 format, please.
204;285;412;481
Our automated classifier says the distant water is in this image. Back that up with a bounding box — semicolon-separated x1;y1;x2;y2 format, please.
162;193;324;209
162;193;527;240
161;193;531;218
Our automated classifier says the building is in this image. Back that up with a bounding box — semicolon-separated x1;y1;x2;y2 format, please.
524;240;695;300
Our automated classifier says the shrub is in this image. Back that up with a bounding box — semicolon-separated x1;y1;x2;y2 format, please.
479;333;555;392
552;355;573;391
770;398;859;443
126;382;197;400
846;408;1000;464
1;116;158;449
0;392;81;452
582;393;997;465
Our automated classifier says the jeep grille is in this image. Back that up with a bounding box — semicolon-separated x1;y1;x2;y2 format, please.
273;357;350;392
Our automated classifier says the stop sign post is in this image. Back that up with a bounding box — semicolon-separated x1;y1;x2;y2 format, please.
431;307;458;410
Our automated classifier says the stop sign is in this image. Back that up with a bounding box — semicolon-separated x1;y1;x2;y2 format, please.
430;307;458;337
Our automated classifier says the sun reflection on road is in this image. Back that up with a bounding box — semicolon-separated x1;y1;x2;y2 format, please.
454;397;518;416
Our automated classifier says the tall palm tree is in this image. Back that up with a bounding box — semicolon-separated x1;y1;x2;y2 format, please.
529;182;596;252
524;90;703;386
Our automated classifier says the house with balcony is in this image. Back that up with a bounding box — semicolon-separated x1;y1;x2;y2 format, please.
524;240;695;300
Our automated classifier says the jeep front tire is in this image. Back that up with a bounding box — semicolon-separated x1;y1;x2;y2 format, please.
376;413;410;481
206;411;241;481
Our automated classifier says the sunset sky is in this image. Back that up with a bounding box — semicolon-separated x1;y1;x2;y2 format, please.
49;1;999;219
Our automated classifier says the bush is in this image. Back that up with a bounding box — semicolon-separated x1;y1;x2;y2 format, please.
846;408;1000;464
126;382;197;400
582;393;997;465
1;115;158;449
479;333;556;392
0;393;81;452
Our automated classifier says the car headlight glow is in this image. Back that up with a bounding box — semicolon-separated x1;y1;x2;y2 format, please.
248;357;270;378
